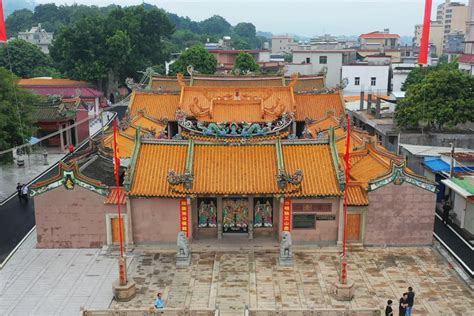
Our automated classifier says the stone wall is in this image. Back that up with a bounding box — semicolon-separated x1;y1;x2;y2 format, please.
130;198;181;243
289;198;340;242
399;132;474;149
35;186;114;248
365;182;436;246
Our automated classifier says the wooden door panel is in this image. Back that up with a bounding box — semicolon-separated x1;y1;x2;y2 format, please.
347;214;360;241
111;217;124;243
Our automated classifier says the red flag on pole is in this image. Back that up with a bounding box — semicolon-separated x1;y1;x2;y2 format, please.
0;0;7;42
418;0;433;65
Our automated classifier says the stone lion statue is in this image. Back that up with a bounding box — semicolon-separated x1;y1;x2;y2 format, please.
280;231;292;258
177;231;189;257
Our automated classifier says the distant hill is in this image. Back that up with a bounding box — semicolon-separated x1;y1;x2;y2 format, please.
4;0;36;17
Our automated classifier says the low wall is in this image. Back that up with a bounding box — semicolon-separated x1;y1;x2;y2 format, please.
81;308;381;316
82;308;216;316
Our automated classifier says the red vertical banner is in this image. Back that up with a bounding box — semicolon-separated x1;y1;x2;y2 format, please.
0;0;6;42
282;199;292;232
180;199;189;237
418;0;433;65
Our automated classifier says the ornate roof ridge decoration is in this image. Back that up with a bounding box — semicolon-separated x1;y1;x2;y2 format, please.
296;87;340;95
125;77;147;91
369;161;437;193
181;131;289;143
329;127;346;192
176;109;295;138
30;162;109;197
276;169;303;190
167;169;194;190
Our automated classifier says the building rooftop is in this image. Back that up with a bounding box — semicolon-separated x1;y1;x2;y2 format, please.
359;31;400;39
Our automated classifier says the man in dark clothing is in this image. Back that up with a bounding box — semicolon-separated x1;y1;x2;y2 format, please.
16;183;22;201
406;287;415;316
385;299;393;316
399;293;408;316
442;201;451;225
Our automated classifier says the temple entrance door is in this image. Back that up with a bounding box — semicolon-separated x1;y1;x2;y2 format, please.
222;198;249;233
111;217;124;243
346;214;360;241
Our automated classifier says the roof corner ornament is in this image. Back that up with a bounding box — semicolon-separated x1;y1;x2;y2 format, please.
276;169;303;190
125;77;144;91
186;65;194;77
176;73;186;87
288;73;299;88
168;169;194;190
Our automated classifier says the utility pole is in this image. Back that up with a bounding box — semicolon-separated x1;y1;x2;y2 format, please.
449;142;455;178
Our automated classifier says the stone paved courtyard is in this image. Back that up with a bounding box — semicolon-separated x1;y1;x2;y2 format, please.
114;247;474;315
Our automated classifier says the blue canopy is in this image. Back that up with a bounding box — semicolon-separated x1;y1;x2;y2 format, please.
424;157;474;173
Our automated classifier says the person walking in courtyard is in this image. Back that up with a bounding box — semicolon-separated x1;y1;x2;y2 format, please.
399;293;408;316
154;292;164;309
442;200;451;225
385;299;394;316
406;287;415;316
16;183;22;201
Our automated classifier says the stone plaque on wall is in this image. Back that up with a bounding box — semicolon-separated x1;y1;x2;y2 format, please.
293;203;332;213
315;214;336;221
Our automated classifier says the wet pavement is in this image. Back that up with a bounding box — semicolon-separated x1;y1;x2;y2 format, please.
114;247;474;315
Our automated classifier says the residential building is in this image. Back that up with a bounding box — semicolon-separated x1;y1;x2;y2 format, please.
342;55;391;95
436;0;469;50
30;75;437;249
17;24;53;54
18;78;104;117
392;63;417;92
445;31;466;56
413;21;444;56
358;30;402;62
271;35;299;54
207;49;285;73
459;0;474;75
286;49;357;87
442;173;474;235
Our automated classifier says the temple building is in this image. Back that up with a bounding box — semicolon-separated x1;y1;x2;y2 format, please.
30;74;437;249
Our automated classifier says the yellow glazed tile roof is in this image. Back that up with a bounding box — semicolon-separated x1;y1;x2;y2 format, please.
286;76;325;92
103;132;136;158
130;143;188;197
349;151;390;185
129;142;342;197
346;184;368;206
283;144;342;197
295;93;345;121
128;92;180;120
180;86;294;122
191;144;280;195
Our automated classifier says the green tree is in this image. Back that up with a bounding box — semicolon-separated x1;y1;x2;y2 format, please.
170;45;217;75
0;68;37;163
402;62;458;91
200;15;231;35
233;52;259;74
395;66;474;130
0;39;54;78
50;5;174;90
5;9;34;38
234;22;256;38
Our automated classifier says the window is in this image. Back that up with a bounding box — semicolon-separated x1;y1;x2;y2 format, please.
293;214;316;229
371;77;376;86
354;77;360;86
319;56;327;64
305;57;311;64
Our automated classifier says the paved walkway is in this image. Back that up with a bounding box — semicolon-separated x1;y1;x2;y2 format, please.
114;247;474;315
0;231;118;316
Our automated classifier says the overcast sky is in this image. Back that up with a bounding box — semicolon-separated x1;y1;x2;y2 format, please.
33;0;468;37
